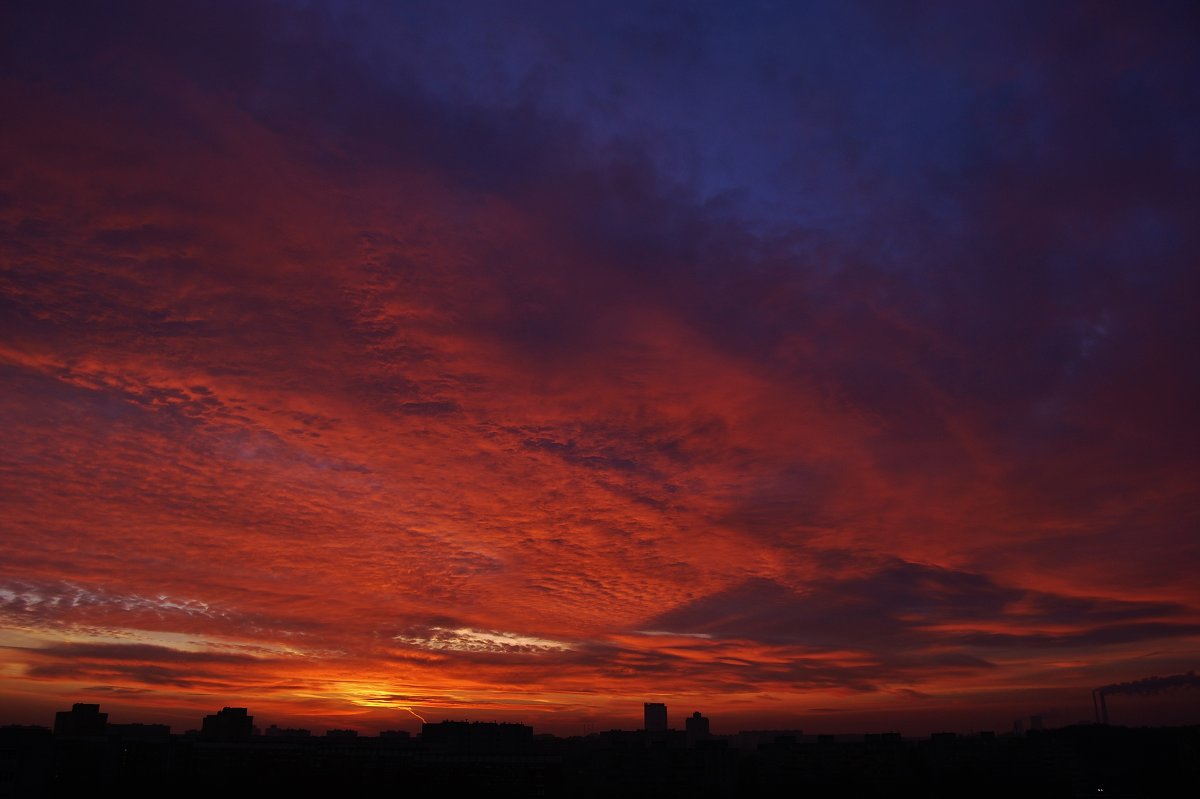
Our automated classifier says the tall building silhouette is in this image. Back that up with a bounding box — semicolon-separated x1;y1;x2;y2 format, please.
200;707;254;741
686;711;710;743
644;702;667;732
54;703;107;737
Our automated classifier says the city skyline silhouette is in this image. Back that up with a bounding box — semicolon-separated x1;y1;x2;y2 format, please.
4;697;1197;797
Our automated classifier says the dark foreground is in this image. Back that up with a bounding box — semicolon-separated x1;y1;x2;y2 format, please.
2;722;1197;798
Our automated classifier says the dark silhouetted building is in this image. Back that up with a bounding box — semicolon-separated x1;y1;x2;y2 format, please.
54;703;108;737
200;707;253;741
686;711;710;743
264;724;311;738
644;702;667;732
0;726;52;797
730;730;804;750
421;720;532;753
107;723;170;740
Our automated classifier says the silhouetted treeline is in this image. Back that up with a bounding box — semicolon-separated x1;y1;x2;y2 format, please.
2;720;1198;798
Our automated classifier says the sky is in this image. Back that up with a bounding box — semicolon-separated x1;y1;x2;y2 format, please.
1;0;1199;736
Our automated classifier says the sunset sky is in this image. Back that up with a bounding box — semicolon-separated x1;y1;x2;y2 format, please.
2;1;1199;736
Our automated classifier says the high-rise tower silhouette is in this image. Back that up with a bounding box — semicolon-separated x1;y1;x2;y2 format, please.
643;702;667;732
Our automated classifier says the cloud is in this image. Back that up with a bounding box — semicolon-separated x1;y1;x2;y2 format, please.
393;626;574;655
32;642;263;665
649;560;1197;662
0;0;1197;732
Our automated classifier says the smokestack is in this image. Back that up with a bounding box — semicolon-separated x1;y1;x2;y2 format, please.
1091;672;1199;725
1096;671;1200;697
